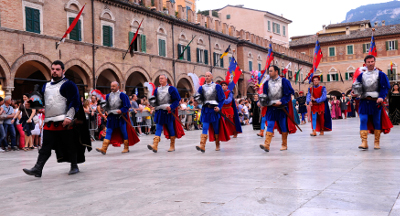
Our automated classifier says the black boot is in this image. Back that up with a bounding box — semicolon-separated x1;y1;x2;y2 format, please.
68;164;80;175
23;154;49;178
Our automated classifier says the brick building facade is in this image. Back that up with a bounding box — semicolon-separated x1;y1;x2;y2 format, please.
0;0;311;99
290;20;400;98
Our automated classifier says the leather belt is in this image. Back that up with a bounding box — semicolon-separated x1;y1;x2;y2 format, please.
364;97;377;101
206;105;217;108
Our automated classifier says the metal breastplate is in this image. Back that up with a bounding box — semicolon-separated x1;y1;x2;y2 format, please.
156;86;171;110
362;70;379;98
44;79;68;123
107;92;122;114
267;77;283;106
203;83;218;105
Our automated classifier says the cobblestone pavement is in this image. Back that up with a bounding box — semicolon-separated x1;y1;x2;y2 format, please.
1;117;400;216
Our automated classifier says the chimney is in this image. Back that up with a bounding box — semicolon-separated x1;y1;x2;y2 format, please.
360;24;365;31
382;20;385;26
346;26;350;35
375;21;379;27
322;25;326;33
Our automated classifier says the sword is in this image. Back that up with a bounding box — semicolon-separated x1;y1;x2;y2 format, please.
121;114;136;129
275;105;303;132
216;109;236;127
169;110;185;127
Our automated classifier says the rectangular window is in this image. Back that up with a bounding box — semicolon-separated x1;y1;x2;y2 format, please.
386;40;398;50
129;33;146;52
258;63;261;71
102;25;113;47
283;26;286;36
249;61;253;71
227;14;231;19
329;47;335;57
220;55;224;68
197;48;204;63
273;22;275;33
128;32;138;51
363;43;370;53
388;69;397;80
25;7;40;33
158;39;166;57
204;50;208;65
330;74;337;81
141;35;146;53
277;24;280;34
69;17;81;41
347;45;354;55
186;6;190;20
268;21;270;31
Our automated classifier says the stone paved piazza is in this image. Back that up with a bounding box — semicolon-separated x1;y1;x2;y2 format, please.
1;118;400;216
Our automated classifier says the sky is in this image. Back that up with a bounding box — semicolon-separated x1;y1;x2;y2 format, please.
196;0;392;38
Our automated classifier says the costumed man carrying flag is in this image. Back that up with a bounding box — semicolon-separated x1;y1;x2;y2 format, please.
259;65;297;152
296;91;307;124
96;81;140;155
220;81;242;138
22;60;91;177
195;72;230;153
147;75;185;153
351;55;392;150
306;75;332;136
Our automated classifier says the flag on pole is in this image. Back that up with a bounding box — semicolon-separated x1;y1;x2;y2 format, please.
282;62;292;75
226;57;237;82
339;70;344;83
178;35;196;59
390;61;394;79
294;67;302;84
304;39;323;83
228;66;242;91
56;4;86;49
220;45;231;59
259;43;274;84
368;31;377;57
126;18;144;58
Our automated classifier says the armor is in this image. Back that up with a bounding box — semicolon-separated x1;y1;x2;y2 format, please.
44;79;70;123
267;77;283;106
106;91;122;115
352;81;363;96
155;86;172;110
194;92;203;104
259;94;269;107
361;70;379;98
202;83;218;105
149;96;157;107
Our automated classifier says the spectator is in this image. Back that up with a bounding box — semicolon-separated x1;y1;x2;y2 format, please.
0;97;5;152
4;96;20;151
180;98;188;129
83;100;90;120
31;112;43;148
13;100;25;150
137;98;145;136
389;83;400;125
89;95;98;139
12;94;36;151
186;101;194;130
340;93;349;119
243;101;250;125
143;101;153;135
130;94;140;128
99;125;106;141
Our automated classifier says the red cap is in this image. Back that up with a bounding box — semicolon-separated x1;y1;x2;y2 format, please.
299;91;304;94
312;75;321;81
220;81;229;86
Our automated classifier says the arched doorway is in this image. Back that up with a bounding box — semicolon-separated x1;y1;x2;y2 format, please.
65;65;88;97
13;60;50;99
126;71;148;98
328;90;342;100
177;78;193;98
96;69;120;95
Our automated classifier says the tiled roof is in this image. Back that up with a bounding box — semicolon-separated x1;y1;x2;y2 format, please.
326;20;371;29
289;24;400;47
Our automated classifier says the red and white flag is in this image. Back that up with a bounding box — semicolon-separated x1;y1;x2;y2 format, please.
282;62;292;74
56;4;86;49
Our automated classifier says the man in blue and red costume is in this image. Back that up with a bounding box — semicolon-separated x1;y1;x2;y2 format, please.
259;65;297;152
195;72;230;153
296;91;307;125
147;74;185;153
306;75;332;136
23;60;91;177
220;81;242;138
351;55;392;150
96;81;140;155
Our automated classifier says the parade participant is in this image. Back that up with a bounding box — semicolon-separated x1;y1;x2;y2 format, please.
195;72;230;153
96;81;139;155
351;55;392;150
220;81;242;138
147;75;184;153
306;75;332;136
292;95;300;125
22;60;91;177
296;91;307;124
259;65;296;152
250;94;261;130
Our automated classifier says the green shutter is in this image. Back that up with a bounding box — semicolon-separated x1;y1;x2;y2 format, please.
396;40;398;50
327;74;330;82
283;26;286;36
346;72;349;80
162;40;166;57
213;52;216;66
178;44;182;59
220;56;223;67
103;26;109;46
249;61;252;71
273;23;275;33
268;21;270;31
335;74;338;81
69;18;81;41
363;44;366;53
226;14;230;19
109;27;113;47
320;75;323;82
187;46;191;62
196;48;200;63
26;7;33;32
141;35;146;52
158;39;162;56
129;32;134;44
388;69;391;78
386;41;389;51
33;9;40;33
258;63;261;71
204;50;208;65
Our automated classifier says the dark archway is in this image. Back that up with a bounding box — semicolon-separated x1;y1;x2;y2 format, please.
65;65;88;97
247;86;255;98
96;69;120;95
126;71;148;98
13;60;50;100
177;78;193;98
328;90;342;100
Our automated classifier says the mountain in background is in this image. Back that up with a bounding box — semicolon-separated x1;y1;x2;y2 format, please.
344;0;400;25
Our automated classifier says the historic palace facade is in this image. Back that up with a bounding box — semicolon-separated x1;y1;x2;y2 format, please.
0;0;311;99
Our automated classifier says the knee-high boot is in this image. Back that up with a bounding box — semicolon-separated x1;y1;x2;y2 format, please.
260;132;273;152
196;134;208;153
23;153;50;178
168;136;176;152
147;136;161;153
122;140;129;153
215;134;220;151
358;130;368;149
280;132;288;151
374;130;381;150
96;139;110;155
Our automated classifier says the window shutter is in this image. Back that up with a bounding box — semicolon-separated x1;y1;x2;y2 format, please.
129;32;134;45
363;44;366;53
141;35;146;52
386;41;389;51
103;26;109;46
33;9;40;33
320;75;323;82
213;52;216;66
26;7;33;32
388;69;391;78
273;23;275;33
196;48;200;63
187;46;191;62
335;74;338;81
69;18;80;41
204;50;208;65
163;40;166;56
345;72;348;80
396;40;398;50
249;61;252;71
78;19;81;41
158;39;162;56
258;63;261;71
220;56;223;67
327;74;330;82
178;44;182;59
110;27;113;47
